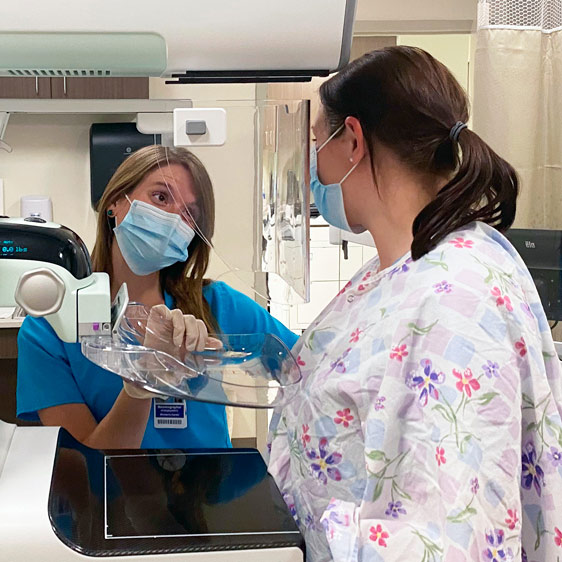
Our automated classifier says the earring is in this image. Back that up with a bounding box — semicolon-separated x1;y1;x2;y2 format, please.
107;209;114;217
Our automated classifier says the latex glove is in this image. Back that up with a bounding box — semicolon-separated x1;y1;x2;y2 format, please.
123;380;159;400
143;304;220;355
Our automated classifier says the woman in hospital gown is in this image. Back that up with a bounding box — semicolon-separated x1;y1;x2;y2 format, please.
267;46;562;562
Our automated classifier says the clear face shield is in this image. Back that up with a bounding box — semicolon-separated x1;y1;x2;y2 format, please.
187;99;311;307
82;99;311;408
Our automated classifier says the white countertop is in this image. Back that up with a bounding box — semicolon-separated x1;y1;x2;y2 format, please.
0;318;23;329
0;307;23;328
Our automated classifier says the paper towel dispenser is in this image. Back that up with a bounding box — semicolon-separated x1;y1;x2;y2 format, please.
90;123;160;209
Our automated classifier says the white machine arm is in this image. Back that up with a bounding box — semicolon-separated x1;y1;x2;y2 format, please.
0;0;356;81
0;217;111;342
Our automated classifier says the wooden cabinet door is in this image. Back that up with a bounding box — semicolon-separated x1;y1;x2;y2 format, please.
51;77;149;99
0;77;51;98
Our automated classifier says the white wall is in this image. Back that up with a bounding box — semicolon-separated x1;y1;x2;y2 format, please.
397;34;472;92
357;0;477;22
355;0;478;33
395;34;475;127
0;113;119;250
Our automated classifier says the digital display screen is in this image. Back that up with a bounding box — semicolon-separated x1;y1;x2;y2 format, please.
0;221;90;279
1;239;29;257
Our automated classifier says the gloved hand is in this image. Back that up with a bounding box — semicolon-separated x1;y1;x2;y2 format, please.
143;304;218;355
123;304;221;400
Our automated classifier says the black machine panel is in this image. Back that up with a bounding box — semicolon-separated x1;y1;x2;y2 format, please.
90;123;161;209
505;228;562;321
49;431;305;557
0;220;92;279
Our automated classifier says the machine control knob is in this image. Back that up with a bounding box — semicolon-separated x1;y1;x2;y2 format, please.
23;216;47;223
15;268;66;317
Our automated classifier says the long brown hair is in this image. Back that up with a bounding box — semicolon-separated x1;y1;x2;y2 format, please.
319;46;519;260
91;145;218;332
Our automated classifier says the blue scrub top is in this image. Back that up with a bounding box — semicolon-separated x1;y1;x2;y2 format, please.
17;281;298;449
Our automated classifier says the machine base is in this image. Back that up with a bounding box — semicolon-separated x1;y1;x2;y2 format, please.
0;424;304;561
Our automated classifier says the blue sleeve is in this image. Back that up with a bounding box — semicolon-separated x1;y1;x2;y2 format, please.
205;282;299;351
17;316;85;421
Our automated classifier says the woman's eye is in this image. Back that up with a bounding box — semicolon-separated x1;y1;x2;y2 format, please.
152;191;168;204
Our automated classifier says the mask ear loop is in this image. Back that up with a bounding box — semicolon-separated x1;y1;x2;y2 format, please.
339;159;360;185
155;146;304;306
317;123;345;153
107;193;135;233
318;122;361;185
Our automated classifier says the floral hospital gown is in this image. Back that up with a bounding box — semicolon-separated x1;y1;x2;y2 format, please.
267;221;562;562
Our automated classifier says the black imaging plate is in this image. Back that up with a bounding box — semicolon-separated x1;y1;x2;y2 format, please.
48;430;304;557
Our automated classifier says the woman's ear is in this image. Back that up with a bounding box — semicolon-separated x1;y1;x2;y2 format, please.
108;196;129;225
344;116;367;164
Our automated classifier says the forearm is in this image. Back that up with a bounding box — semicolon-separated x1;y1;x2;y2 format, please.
83;390;152;449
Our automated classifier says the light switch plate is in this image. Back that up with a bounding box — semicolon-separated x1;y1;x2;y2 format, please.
173;108;227;147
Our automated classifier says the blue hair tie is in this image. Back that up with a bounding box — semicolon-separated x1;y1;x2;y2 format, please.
449;121;467;142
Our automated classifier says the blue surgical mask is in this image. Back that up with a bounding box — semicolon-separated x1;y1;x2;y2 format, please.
114;197;196;276
310;124;364;233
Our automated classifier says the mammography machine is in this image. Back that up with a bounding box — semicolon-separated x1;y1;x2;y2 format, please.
0;217;304;560
0;2;358;558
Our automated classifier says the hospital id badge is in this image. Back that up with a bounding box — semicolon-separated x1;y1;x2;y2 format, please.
153;398;187;429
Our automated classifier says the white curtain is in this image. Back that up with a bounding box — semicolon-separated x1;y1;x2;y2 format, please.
473;0;562;229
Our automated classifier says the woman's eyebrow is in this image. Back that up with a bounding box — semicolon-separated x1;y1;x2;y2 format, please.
154;181;185;204
153;180;173;190
153;178;197;208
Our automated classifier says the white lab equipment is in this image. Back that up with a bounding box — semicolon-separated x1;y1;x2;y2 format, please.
0;0;356;80
0;217;304;560
20;194;53;222
2;217;111;342
328;224;376;248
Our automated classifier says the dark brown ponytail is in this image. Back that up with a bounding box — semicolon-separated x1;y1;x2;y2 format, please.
411;127;518;259
319;46;519;260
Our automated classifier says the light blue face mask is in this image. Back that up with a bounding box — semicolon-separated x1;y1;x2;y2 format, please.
310;124;364;233
114;197;196;276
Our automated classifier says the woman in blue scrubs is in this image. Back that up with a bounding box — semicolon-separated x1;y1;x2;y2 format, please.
17;146;297;449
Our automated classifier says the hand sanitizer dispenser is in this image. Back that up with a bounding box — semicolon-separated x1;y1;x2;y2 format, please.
20;195;53;222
